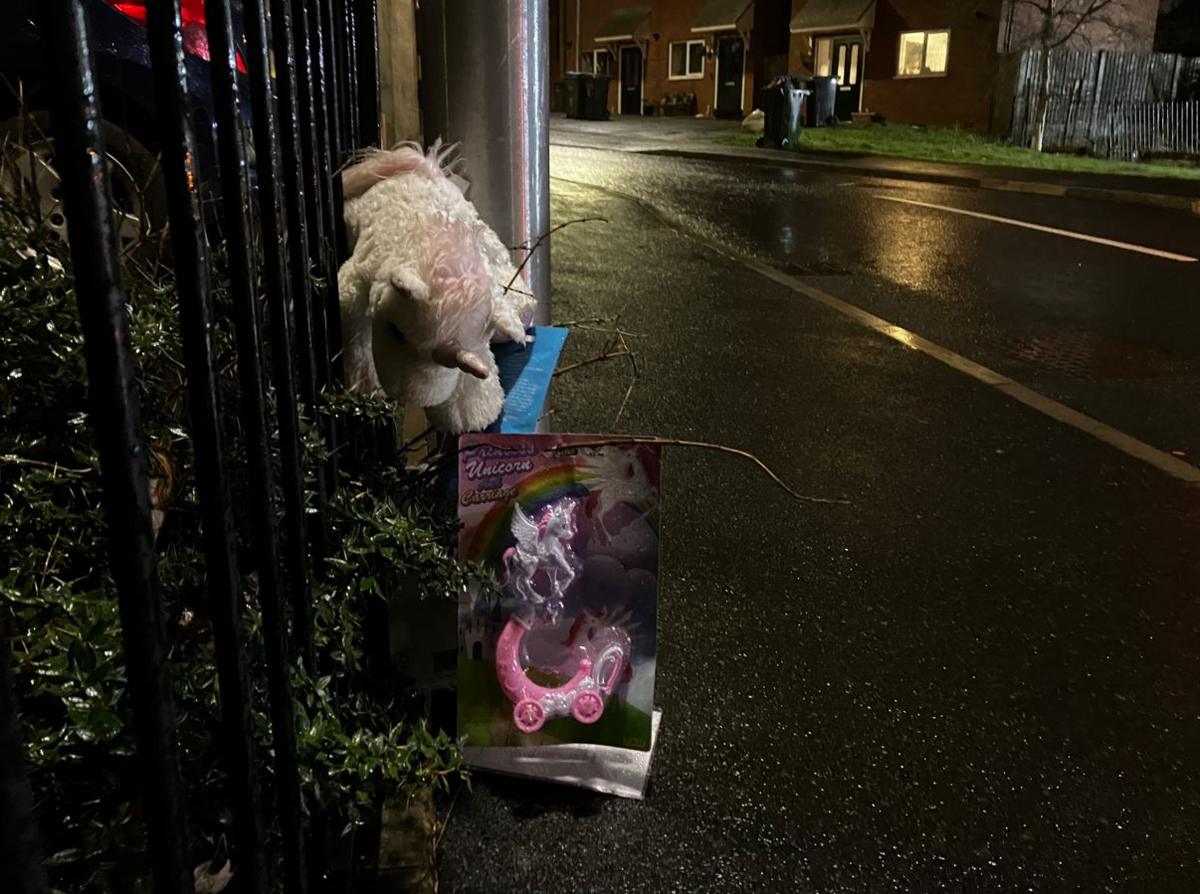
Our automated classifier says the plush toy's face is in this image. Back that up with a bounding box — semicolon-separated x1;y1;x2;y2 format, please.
366;221;494;407
340;144;535;432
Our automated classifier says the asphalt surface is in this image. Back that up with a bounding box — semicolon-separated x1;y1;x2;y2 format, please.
550;115;1200;200
438;144;1200;892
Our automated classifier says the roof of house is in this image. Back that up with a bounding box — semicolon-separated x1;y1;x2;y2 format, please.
789;0;876;33
691;0;755;33
595;5;653;42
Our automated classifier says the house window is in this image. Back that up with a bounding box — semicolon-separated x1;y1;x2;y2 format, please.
669;40;705;79
815;38;833;77
580;49;613;75
896;30;950;77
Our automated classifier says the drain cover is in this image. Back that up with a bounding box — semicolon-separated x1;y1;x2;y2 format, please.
777;260;850;276
1008;331;1181;381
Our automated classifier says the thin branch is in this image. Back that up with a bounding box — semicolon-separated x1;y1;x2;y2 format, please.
613;380;636;426
1050;0;1119;46
618;330;642;378
503;217;607;295
552;348;629;377
571;324;647;338
434;781;465;853
507;216;608;254
406;436;851;506
505;284;536;300
40;528;61;589
0;454;92;475
529;437;851;505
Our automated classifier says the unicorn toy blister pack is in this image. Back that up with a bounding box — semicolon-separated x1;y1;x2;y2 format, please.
457;434;660;751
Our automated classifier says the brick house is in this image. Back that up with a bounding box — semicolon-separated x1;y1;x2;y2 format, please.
552;0;794;117
786;0;1159;129
549;0;1159;128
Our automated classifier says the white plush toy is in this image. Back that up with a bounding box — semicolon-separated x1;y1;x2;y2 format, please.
338;142;537;433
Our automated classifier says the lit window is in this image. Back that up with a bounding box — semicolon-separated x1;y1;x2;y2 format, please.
815;38;832;77
897;30;950;77
580;49;613;75
669;40;705;79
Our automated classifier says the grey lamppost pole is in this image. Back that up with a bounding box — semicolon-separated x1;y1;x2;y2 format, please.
419;0;552;327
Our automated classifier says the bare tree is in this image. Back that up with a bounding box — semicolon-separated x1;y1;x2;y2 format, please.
1008;0;1148;150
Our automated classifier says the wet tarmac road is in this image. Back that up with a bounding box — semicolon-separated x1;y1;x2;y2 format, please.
550;146;1200;461
438;148;1200;892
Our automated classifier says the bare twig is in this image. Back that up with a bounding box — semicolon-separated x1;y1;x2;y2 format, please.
434;780;465;854
542;437;850;505
613;380;636;426
503;217;607;295
507;216;608;254
505;284;536;300
552;348;629;377
617;330;641;378
40;528;61;588
451;436;854;506
552;315;644;421
0;454;92;475
611;328;641;426
571;324;646;338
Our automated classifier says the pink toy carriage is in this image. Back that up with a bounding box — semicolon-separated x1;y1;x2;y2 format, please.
494;499;631;734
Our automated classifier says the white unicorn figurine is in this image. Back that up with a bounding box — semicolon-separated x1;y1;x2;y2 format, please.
500;500;579;621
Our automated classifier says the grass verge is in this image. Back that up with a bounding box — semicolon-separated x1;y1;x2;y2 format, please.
724;124;1200;181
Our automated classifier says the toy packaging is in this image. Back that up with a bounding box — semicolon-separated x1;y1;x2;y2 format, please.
457;434;660;752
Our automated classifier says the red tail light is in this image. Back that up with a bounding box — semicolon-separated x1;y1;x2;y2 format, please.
106;0;248;74
109;2;147;24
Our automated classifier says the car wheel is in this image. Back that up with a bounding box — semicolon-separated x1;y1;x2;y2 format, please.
0;111;168;259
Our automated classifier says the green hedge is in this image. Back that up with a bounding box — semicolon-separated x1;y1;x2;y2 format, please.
0;199;481;892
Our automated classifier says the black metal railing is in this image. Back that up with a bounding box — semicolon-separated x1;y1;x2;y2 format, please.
1;0;381;891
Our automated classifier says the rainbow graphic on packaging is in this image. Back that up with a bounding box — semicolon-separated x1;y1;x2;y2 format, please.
457;433;661;751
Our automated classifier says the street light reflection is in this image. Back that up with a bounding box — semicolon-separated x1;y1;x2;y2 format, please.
861;193;970;294
883;325;919;349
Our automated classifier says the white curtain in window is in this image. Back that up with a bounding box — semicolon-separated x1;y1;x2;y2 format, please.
816;39;832;77
898;32;924;76
925;32;949;73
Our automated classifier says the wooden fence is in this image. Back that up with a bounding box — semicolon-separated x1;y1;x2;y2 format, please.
1009;47;1200;160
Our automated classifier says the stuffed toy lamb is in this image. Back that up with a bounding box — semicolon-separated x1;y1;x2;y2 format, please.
338;142;536;433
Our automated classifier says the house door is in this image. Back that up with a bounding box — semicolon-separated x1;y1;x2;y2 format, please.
831;36;863;120
715;35;744;118
619;45;642;115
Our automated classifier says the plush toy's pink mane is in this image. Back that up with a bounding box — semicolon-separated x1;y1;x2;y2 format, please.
341;139;459;201
421;219;493;347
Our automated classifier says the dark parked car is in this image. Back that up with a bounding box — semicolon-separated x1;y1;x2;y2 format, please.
0;0;249;252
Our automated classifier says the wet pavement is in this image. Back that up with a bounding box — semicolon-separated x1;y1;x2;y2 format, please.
551;115;1200;199
437;145;1200;892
